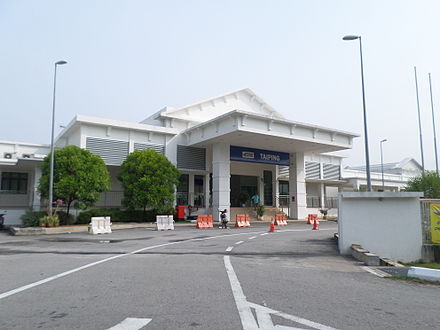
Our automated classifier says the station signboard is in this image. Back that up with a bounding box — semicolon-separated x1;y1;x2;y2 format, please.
230;146;290;166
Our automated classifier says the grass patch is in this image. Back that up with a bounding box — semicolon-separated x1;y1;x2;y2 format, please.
404;262;440;269
389;275;440;285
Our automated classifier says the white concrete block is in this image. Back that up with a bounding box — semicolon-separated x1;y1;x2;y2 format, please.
407;267;440;282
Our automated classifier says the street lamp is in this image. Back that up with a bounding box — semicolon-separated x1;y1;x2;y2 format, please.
380;139;387;190
49;60;67;216
343;35;372;192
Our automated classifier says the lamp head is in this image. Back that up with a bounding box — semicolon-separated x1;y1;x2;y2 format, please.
343;35;359;41
55;60;67;65
381;139;388;143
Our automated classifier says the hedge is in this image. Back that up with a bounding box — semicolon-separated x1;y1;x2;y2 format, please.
76;209;158;224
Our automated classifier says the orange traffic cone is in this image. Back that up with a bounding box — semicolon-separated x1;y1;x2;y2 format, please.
269;219;276;233
312;219;319;230
306;214;312;225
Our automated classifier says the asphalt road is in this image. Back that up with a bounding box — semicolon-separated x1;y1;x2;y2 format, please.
0;222;439;330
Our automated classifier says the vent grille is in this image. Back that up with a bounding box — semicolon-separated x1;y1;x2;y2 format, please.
305;161;321;179
278;166;289;178
133;143;165;154
86;137;129;165
177;145;206;170
323;164;340;180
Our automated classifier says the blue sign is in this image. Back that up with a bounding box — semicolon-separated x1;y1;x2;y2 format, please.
230;146;289;166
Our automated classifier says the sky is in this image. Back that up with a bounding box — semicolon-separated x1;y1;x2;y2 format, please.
1;0;440;169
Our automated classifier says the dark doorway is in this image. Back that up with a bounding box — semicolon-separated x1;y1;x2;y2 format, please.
230;175;258;207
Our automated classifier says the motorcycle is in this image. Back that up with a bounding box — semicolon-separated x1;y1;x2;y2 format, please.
219;209;228;229
0;212;5;229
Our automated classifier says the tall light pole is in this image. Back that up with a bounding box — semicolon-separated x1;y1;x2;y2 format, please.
49;60;67;216
343;35;372;191
429;73;439;174
380;139;387;190
414;67;425;171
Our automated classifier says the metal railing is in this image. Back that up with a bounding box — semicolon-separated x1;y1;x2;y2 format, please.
325;197;338;209
276;195;290;218
176;192;206;208
306;196;321;208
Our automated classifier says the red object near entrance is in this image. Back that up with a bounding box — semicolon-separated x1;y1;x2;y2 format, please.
175;205;185;220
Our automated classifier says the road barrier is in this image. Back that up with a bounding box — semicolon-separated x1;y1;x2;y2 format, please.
312;219;319;230
196;215;213;229
235;214;251;228
269;219;276;232
156;215;174;230
307;214;317;225
274;213;287;226
89;216;112;234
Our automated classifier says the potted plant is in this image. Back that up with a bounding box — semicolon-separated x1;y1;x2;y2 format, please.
238;191;250;207
256;204;265;221
39;216;48;227
319;208;328;220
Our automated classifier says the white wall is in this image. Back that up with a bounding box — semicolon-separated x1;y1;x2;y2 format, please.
338;192;424;262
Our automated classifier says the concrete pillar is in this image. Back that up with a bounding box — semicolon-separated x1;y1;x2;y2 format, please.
320;183;325;209
188;173;195;206
259;173;265;206
289;152;307;219
31;166;42;210
212;143;230;221
274;166;280;207
204;173;210;208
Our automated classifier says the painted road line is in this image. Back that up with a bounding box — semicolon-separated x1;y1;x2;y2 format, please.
224;255;338;330
235;241;244;245
362;266;390;278
260;233;269;236
226;246;234;252
0;228;324;301
107;317;152;330
248;236;257;240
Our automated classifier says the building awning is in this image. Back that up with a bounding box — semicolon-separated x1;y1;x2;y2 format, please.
183;110;358;154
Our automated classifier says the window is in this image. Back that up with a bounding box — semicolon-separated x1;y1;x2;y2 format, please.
1;172;28;194
279;181;289;195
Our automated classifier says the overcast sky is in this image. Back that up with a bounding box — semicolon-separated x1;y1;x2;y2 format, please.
2;0;440;169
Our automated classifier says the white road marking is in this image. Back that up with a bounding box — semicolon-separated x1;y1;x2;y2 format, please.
226;246;234;252
249;236;257;240
224;255;339;330
107;317;152;330
260;233;269;236
235;241;244;245
0;227;330;301
362;266;389;278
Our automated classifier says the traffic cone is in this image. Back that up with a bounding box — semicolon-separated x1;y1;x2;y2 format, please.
269;219;276;233
306;214;312;225
312;219;319;230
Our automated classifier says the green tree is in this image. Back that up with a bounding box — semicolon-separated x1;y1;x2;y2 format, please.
404;170;440;198
38;145;111;215
118;149;180;218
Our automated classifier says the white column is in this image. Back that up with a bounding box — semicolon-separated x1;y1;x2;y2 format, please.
204;173;210;209
32;166;42;210
212;143;230;221
320;183;325;209
274;166;280;207
289;152;307;219
188;173;195;206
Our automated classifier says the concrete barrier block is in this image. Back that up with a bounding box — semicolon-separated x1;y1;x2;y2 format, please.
364;253;381;266
407;267;440;282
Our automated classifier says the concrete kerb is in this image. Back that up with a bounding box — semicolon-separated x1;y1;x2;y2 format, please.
7;218;330;236
407;267;440;282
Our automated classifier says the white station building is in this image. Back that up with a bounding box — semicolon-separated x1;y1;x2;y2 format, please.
2;88;365;224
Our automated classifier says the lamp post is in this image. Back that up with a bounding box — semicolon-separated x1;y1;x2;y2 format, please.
380;139;387;190
49;60;67;216
343;35;372;192
429;73;439;174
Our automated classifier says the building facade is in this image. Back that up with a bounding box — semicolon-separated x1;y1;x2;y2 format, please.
1;88;361;225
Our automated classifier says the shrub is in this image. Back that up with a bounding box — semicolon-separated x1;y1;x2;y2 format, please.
21;210;47;227
57;211;76;225
39;215;60;227
76;208;158;224
256;204;265;217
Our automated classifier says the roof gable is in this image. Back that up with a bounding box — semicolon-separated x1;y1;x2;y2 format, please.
152;88;286;124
